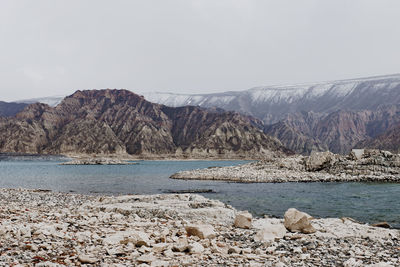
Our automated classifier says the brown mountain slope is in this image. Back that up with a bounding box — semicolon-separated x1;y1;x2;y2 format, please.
265;105;400;155
0;89;289;158
355;125;400;154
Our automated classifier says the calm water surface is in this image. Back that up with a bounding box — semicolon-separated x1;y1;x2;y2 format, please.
0;157;399;227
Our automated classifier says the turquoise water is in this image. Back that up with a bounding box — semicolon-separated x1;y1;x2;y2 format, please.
0;157;399;227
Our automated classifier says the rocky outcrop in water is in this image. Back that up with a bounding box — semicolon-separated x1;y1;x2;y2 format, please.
171;149;400;183
0;89;289;158
61;158;137;165
0;188;398;266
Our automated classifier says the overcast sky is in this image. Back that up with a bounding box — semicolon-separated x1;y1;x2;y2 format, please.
1;0;399;101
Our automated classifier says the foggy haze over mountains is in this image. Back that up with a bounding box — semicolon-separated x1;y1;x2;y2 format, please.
1;0;400;101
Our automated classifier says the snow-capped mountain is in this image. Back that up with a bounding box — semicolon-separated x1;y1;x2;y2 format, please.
15;74;400;124
142;74;400;124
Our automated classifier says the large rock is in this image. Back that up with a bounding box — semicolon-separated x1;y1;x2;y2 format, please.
129;231;150;247
304;151;337;171
102;230;150;247
137;254;157;264
96;194;236;225
185;224;216;239
78;254;98;264
234;211;252;229
188;242;205;254
253;224;287;242
284;208;316;234
172;237;189;252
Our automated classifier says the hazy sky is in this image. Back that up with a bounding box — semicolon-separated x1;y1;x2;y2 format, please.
1;0;400;101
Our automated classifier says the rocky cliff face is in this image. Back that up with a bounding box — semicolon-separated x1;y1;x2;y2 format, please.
355;125;400;154
265;105;400;155
0;89;289;158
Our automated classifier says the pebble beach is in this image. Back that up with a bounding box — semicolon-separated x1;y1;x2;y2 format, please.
0;188;399;266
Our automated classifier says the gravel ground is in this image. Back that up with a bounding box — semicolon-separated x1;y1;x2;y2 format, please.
0;188;399;266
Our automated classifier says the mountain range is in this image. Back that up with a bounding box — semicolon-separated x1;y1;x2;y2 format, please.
0;89;288;158
143;74;400;154
2;74;400;155
143;74;400;124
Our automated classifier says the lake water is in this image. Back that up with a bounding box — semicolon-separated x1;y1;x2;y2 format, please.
0;156;399;228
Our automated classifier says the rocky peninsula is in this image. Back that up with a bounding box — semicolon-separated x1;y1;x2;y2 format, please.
0;188;399;266
61;158;137;165
171;149;400;183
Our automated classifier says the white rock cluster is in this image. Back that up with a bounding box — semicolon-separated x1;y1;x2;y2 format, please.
171;150;400;183
0;188;399;266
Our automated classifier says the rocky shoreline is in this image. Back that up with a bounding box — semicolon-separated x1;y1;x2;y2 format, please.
0;188;399;266
171;149;400;183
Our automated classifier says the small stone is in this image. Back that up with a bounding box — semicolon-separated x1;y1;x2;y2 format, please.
266;246;276;253
129;231;151;247
151;260;170;267
188;242;204;254
228;246;241;254
107;247;125;256
152;243;168;253
78;254;98;264
185;224;216;239
293;247;302;253
344;258;363;267
242;248;252;254
172;237;189;252
25;244;38;251
300;254;310;260
137;254;157;264
163;249;174;257
234;211;252;229
371;222;391;229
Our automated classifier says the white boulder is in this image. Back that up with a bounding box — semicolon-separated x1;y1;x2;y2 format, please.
185;224;216;239
234;211;252;229
284;208;316;234
188;242;205;254
254;223;287;242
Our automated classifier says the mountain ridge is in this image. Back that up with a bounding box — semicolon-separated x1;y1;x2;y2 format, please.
7;74;400;155
142;74;400;124
0;89;289;158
